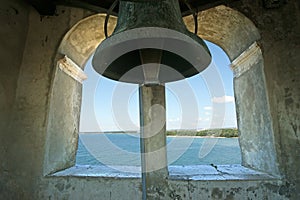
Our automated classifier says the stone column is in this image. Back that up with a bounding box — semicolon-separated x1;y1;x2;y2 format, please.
139;84;169;199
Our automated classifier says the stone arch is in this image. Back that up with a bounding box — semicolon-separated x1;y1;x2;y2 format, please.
44;5;279;176
58;14;117;68
58;6;260;68
184;5;260;61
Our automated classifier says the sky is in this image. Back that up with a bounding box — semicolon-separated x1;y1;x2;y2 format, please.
79;41;237;132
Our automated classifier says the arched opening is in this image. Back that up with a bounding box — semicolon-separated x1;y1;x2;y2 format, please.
165;41;241;166
77;57;141;167
43;14;117;175
76;41;241;168
44;5;280;177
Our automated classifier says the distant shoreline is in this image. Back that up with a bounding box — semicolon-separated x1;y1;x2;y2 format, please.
167;135;237;138
80;128;239;138
80;131;138;134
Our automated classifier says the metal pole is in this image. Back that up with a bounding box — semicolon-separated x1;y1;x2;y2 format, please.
139;85;147;200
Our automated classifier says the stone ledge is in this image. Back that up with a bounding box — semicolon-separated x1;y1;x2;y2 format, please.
230;42;262;78
169;164;278;181
57;55;87;83
50;164;279;181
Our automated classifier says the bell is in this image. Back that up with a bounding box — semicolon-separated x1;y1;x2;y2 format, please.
92;0;211;85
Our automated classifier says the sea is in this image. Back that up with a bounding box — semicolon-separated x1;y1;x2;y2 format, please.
76;133;241;166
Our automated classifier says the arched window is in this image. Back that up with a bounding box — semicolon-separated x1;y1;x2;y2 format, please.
76;41;241;169
77;57;141;168
165;41;240;166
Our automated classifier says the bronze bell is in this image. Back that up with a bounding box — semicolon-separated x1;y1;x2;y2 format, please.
92;0;211;85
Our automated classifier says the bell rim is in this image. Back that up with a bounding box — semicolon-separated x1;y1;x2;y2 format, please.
92;27;211;84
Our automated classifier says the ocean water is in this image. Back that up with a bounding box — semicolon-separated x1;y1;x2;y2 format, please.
76;133;241;166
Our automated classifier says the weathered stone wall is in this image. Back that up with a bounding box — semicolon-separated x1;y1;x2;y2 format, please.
0;2;93;199
233;51;280;176
230;0;300;199
38;175;286;200
0;0;299;199
0;0;30;198
184;5;260;61
43;66;82;175
40;177;142;200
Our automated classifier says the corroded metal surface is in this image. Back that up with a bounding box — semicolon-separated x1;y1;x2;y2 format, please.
92;0;211;84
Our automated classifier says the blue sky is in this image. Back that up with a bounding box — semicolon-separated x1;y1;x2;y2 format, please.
79;41;237;132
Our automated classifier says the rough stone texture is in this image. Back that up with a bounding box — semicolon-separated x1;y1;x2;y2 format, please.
230;1;300;199
0;3;93;199
139;85;168;173
39;164;283;199
234;59;280;176
0;0;299;199
0;0;29;179
43;68;82;175
39;177;142;200
139;85;169;199
59;14;116;68
184;5;260;60
37;173;286;200
0;1;29;199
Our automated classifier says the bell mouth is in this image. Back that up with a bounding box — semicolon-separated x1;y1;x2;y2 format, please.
92;27;211;84
100;48;199;84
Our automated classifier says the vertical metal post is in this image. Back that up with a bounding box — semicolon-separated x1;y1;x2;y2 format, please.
139;84;169;199
139;85;147;200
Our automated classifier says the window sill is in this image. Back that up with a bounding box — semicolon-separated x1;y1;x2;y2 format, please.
50;164;279;181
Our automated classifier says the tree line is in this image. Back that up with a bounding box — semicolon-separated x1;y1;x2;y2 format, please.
166;128;239;137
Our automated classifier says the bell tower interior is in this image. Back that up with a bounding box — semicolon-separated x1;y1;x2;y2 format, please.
0;0;299;199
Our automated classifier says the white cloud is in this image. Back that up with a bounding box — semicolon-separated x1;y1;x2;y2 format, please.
168;117;180;122
203;106;212;110
203;117;210;121
212;95;234;103
205;112;211;115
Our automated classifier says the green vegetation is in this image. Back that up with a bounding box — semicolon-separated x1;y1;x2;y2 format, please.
166;128;239;138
